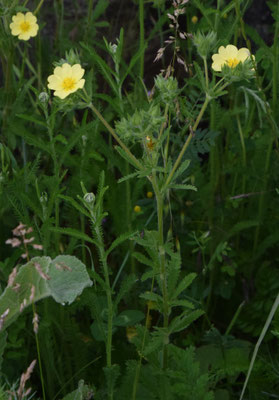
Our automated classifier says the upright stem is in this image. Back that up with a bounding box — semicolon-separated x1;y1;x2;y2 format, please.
84;0;94;40
94;224;113;385
139;0;145;79
151;172;169;369
34;0;46;15
32;303;46;400
88;102;143;171
236;114;246;193
164;96;210;190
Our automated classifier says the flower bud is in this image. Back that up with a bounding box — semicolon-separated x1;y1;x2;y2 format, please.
38;92;49;103
193;31;217;58
84;192;95;204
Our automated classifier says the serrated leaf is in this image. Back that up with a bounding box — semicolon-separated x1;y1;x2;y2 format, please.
106;231;137;257
58;195;91;218
172;159;191;182
16;113;47;127
171;272;197;299
169;309;204;334
168;184;197;191
133;252;154;268
54;134;68;144
170;299;195;309
118;172;139;183
49;226;97;245
113;310;145;327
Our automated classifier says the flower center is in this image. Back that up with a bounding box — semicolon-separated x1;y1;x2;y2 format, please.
62;77;76;91
20;21;31;32
226;58;239;68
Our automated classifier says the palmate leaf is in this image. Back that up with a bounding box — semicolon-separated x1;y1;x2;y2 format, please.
0;256;92;331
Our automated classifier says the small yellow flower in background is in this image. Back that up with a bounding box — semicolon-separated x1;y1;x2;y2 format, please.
134;205;141;213
212;45;252;72
126;327;137;342
10;12;39;41
191;15;198;24
47;63;85;99
147;191;153;198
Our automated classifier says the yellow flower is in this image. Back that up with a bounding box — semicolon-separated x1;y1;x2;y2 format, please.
147;191;153;198
212;45;252;72
191;15;198;24
126;327;137;342
10;12;39;41
134;205;141;213
47;63;85;99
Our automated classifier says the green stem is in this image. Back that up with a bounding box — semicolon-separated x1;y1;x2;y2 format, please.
94;225;113;371
151;172;169;369
132;277;155;400
164;96;210;190
225;301;245;336
236;114;246;192
240;293;279;400
139;0;145;79
84;0;94;39
272;3;279;112
32;303;46;400
203;57;209;89
88;102;143;171
253;137;273;252
44;108;60;252
34;0;46;14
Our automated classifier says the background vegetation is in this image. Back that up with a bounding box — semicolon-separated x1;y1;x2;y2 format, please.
1;0;279;399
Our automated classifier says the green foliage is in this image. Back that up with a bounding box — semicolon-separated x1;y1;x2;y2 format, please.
1;0;279;398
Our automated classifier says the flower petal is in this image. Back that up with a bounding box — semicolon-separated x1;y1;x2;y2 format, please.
224;45;238;58
76;79;85;89
71;64;85;80
237;48;250;62
9;22;21;35
25;12;37;23
47;75;63;90
54;90;69;99
12;12;24;23
28;25;39;37
61;63;73;76
212;62;222;72
18;33;31;40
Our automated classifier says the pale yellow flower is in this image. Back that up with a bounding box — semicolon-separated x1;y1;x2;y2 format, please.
10;12;39;41
47;63;85;99
212;45;252;72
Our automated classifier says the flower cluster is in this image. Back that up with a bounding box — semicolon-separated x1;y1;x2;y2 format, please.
5;223;43;259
